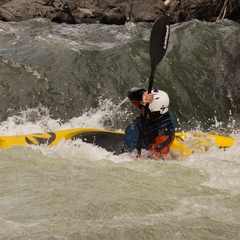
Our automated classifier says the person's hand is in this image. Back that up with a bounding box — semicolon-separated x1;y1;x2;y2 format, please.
142;91;153;104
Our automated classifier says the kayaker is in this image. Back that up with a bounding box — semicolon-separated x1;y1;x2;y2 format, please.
122;87;175;160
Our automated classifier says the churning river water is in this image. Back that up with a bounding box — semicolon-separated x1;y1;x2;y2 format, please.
0;18;240;239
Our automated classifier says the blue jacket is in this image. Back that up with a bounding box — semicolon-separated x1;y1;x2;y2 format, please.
123;111;175;152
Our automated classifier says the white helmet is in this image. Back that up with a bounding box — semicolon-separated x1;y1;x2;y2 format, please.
149;90;169;114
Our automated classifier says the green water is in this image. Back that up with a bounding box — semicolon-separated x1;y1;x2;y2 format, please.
0;142;240;239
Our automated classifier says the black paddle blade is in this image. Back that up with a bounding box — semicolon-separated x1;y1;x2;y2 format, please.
150;16;170;77
136;16;170;157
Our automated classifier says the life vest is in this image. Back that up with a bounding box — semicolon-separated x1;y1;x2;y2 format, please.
123;111;175;159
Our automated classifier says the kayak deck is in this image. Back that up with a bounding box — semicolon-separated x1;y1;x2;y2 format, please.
0;128;236;158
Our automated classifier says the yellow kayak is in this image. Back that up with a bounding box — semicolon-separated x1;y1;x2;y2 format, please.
0;128;235;158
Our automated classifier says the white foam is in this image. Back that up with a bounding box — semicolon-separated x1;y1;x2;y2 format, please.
178;143;240;195
0;97;130;135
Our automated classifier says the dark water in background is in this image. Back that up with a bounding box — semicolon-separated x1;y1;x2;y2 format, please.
1;19;240;240
0;18;239;132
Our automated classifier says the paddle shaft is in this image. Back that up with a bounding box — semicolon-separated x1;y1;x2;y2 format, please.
136;16;170;157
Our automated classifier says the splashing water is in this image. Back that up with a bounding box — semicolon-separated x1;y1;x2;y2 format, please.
0;19;240;239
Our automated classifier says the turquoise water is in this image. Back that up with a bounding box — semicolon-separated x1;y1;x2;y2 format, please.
0;19;240;239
